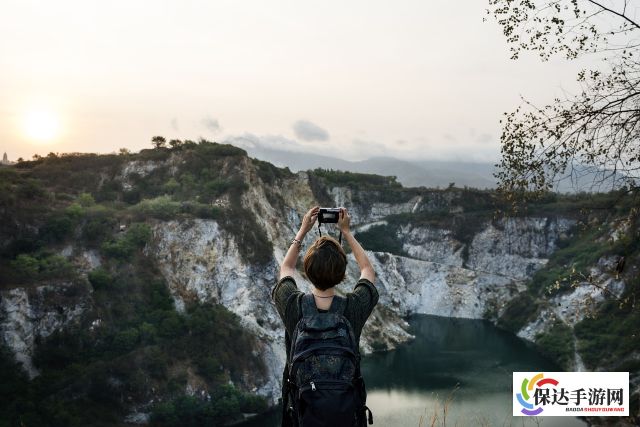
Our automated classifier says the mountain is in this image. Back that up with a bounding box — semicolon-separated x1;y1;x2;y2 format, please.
0;142;637;426
230;138;634;193
230;140;498;189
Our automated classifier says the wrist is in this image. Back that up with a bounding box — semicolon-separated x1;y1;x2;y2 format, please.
290;238;303;249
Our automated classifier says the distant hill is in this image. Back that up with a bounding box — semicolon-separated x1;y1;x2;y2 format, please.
229;139;632;193
228;141;498;189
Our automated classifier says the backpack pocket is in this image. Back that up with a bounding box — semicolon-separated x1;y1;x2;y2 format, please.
298;380;358;427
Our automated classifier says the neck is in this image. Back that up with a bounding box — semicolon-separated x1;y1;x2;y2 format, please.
312;287;335;297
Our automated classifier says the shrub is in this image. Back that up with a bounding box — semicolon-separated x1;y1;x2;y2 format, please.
149;385;267;427
10;254;40;279
143;345;167;378
158;312;186;338
101;222;151;259
126;223;152;246
88;267;113;290
123;189;141;204
82;214;117;247
220;206;272;265
178;201;222;219
131;196;181;220
195;141;246;157
535;321;574;369
64;203;85;220
101;239;133;259
77;192;95;207
112;328;140;353
574;276;640;369
9;253;75;283
40;212;75;242
355;224;404;255
497;293;539;333
162;178;180;194
39;254;74;278
17;178;46;199
252;158;293;184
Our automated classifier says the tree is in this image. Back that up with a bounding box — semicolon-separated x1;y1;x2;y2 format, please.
168;139;183;149
118;147;131;156
77;192;95;207
151;135;167;149
487;0;640;204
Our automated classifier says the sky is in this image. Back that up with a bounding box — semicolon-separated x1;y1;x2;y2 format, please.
0;0;598;163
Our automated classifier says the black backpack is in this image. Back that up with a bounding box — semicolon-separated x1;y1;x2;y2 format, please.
281;293;374;427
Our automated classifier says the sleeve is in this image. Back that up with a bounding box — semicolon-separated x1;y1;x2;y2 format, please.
271;275;303;335
347;278;380;334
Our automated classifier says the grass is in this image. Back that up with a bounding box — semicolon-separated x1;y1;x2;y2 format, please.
534;320;574;369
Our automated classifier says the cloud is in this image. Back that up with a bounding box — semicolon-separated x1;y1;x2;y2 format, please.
443;133;457;142
202;116;221;133
171;118;179;131
224;133;306;153
292;120;329;142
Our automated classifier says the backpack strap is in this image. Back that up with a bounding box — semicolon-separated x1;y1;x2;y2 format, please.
301;293;317;318
301;293;347;316
328;295;346;315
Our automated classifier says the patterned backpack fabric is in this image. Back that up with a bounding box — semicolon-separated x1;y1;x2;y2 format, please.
282;294;373;427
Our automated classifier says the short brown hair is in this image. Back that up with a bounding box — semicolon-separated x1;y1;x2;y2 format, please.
303;236;347;291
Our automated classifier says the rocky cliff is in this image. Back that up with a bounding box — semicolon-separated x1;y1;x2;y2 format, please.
1;145;635;425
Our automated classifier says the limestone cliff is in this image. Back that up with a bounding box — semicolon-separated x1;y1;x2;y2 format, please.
4;147;622;424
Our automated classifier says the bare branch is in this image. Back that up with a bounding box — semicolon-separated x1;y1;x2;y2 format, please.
585;0;640;30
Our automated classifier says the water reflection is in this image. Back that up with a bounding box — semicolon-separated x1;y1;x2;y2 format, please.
240;315;586;427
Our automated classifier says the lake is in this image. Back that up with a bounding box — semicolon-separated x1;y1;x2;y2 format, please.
240;315;586;427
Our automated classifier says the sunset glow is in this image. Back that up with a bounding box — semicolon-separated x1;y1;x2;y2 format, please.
23;109;61;144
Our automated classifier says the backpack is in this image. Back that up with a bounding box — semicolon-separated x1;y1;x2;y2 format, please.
281;293;374;427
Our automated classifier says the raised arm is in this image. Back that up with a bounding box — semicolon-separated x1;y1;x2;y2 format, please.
279;206;319;280
337;207;375;284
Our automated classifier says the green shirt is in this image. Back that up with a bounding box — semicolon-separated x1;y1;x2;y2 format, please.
271;276;379;358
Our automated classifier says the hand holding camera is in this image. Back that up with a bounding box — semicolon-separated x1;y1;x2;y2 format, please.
317;207;350;233
336;207;350;234
300;206;320;234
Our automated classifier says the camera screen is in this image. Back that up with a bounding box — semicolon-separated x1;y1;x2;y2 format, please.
325;213;337;219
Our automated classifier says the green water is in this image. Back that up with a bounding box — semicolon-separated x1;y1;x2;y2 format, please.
241;315;586;426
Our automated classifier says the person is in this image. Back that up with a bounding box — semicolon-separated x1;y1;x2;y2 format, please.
271;206;378;426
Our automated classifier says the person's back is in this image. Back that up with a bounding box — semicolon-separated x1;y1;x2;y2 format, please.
272;206;377;426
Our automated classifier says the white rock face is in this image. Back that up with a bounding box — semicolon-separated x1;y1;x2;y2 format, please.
516;255;626;370
146;218;284;401
467;217;575;280
401;225;465;267
367;252;523;320
142;196;574;401
328;187;421;225
118;154;184;190
0;167;584;408
0;285;87;378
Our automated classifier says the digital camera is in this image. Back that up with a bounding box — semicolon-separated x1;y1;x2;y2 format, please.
318;207;341;224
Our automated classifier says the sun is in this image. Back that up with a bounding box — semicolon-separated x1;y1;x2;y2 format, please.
23;109;61;144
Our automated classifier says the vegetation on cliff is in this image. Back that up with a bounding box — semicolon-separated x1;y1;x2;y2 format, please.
2;143;639;424
0;142;275;426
